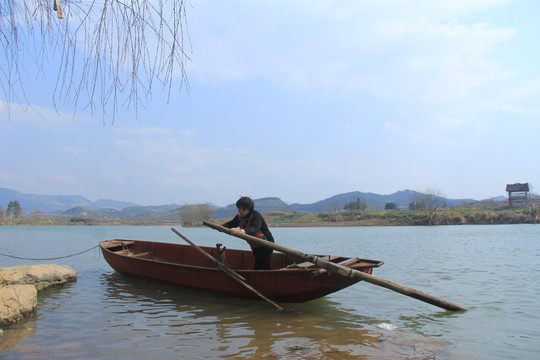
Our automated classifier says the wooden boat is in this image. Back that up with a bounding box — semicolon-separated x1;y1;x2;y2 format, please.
100;239;383;303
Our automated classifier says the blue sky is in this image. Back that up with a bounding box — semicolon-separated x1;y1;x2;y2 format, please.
1;0;539;207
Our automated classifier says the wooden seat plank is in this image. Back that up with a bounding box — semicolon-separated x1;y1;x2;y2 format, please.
132;252;151;258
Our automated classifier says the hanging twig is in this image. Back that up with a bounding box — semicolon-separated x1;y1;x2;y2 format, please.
1;0;190;123
53;0;63;19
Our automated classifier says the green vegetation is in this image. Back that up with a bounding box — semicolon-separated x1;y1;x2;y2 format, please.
343;197;367;211
1;198;538;226
384;202;398;210
261;205;538;226
6;201;23;219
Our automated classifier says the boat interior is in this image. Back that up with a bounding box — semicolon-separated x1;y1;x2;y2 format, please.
101;239;383;273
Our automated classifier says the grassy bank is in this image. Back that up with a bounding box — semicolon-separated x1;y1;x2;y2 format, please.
1;205;537;227
261;206;538;227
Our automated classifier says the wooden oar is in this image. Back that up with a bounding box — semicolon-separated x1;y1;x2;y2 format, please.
202;221;467;312
171;227;284;311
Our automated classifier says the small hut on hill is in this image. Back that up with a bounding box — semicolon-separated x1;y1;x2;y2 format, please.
506;183;529;207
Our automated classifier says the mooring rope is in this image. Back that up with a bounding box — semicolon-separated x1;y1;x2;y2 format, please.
0;245;100;261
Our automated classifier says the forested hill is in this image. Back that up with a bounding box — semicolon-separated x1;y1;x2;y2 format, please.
214;191;479;218
289;190;477;212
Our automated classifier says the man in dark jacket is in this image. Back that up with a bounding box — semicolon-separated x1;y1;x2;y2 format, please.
222;197;274;270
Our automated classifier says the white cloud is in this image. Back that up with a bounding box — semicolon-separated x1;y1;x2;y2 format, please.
0;172;24;183
113;137;213;169
432;114;462;128
385;121;401;131
189;0;515;104
112;127;194;140
115;126;172;135
477;79;540;114
178;129;195;137
40;173;79;186
0;100;92;125
65;146;86;155
0;171;79;189
495;104;526;114
114;139;130;147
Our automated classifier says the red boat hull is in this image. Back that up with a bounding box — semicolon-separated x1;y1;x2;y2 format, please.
100;239;382;303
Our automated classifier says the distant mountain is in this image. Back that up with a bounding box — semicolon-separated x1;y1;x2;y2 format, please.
62;204;182;220
1;187;482;216
0;188;138;212
115;204;180;218
289;190;476;211
214;197;289;218
93;199;140;210
212;191;477;217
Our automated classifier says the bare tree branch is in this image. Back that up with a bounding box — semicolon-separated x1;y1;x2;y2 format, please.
0;0;190;123
413;188;446;225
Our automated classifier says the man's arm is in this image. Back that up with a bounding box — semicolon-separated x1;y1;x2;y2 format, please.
222;215;239;229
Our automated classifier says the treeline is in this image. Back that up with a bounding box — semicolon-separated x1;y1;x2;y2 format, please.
2;196;538;227
0;201;215;226
0;200;23;219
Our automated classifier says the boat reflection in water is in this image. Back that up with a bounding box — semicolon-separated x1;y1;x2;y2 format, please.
99;271;451;359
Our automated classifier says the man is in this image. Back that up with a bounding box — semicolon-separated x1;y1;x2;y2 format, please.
222;197;274;270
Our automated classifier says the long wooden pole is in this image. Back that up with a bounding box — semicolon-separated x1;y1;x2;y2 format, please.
171;227;284;311
203;221;467;312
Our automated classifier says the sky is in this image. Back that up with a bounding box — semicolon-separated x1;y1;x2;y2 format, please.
1;0;539;207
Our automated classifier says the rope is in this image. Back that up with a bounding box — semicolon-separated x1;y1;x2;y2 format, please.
0;245;100;261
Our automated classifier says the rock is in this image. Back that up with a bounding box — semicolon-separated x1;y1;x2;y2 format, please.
0;264;77;325
0;285;37;324
0;264;77;291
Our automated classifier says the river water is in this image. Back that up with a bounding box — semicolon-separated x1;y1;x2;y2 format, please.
0;224;538;359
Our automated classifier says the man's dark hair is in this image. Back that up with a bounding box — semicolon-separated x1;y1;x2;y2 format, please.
236;197;255;211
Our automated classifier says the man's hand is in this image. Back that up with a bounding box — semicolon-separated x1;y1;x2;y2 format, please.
230;228;246;235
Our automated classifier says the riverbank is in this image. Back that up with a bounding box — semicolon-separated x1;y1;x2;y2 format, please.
262;206;538;226
1;205;537;227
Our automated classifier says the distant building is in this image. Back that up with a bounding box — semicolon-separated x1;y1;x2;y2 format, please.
506;183;529;207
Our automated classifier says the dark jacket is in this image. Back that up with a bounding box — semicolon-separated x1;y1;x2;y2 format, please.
222;210;274;243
